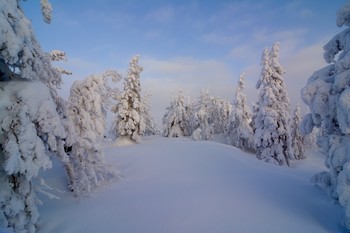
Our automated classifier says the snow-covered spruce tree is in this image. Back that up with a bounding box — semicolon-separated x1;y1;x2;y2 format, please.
185;91;230;138
191;128;202;141
163;90;189;137
0;1;69;232
303;126;318;152
115;55;145;143
142;92;158;136
221;99;233;135
227;73;254;151
210;97;232;134
0;1;62;92
0;81;66;233
68;71;121;195
186;97;199;136
290;104;305;160
191;89;215;140
301;1;350;229
253;43;293;166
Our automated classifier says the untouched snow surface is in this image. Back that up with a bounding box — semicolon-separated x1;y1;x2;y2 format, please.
36;136;343;233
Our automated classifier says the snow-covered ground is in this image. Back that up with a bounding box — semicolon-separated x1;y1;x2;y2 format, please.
36;135;343;233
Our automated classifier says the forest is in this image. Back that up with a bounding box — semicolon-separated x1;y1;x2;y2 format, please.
1;0;350;232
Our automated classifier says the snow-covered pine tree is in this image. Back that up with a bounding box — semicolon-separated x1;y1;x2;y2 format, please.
0;1;70;232
227;73;254;151
290;104;305;160
301;1;350;229
68;71;121;195
115;55;145;143
163;90;189;137
253;42;293;166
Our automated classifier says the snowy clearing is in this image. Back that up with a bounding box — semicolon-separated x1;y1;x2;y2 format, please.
36;136;343;233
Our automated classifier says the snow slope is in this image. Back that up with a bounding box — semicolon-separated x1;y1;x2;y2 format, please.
35;136;343;233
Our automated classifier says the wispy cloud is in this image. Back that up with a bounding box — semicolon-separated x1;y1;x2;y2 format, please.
142;57;234;92
32;0;338;121
253;28;307;47
145;6;176;23
228;38;328;112
200;33;241;45
281;40;328;107
229;43;260;63
228;28;308;68
58;17;80;28
141;56;236;123
284;1;314;18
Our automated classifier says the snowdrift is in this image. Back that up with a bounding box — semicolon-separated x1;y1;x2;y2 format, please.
36;136;343;233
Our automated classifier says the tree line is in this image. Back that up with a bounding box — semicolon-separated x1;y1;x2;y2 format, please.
162;42;308;167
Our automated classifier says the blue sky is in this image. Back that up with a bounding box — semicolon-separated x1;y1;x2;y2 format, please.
23;0;345;123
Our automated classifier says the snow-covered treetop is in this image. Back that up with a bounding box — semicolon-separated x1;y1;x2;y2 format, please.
1;1;33;68
129;55;143;74
324;0;350;64
258;42;284;86
337;0;350;27
123;55;143;99
235;73;247;104
103;69;123;82
323;28;350;64
237;73;245;91
0;0;62;90
41;0;53;24
257;42;284;90
270;42;284;77
256;48;271;89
